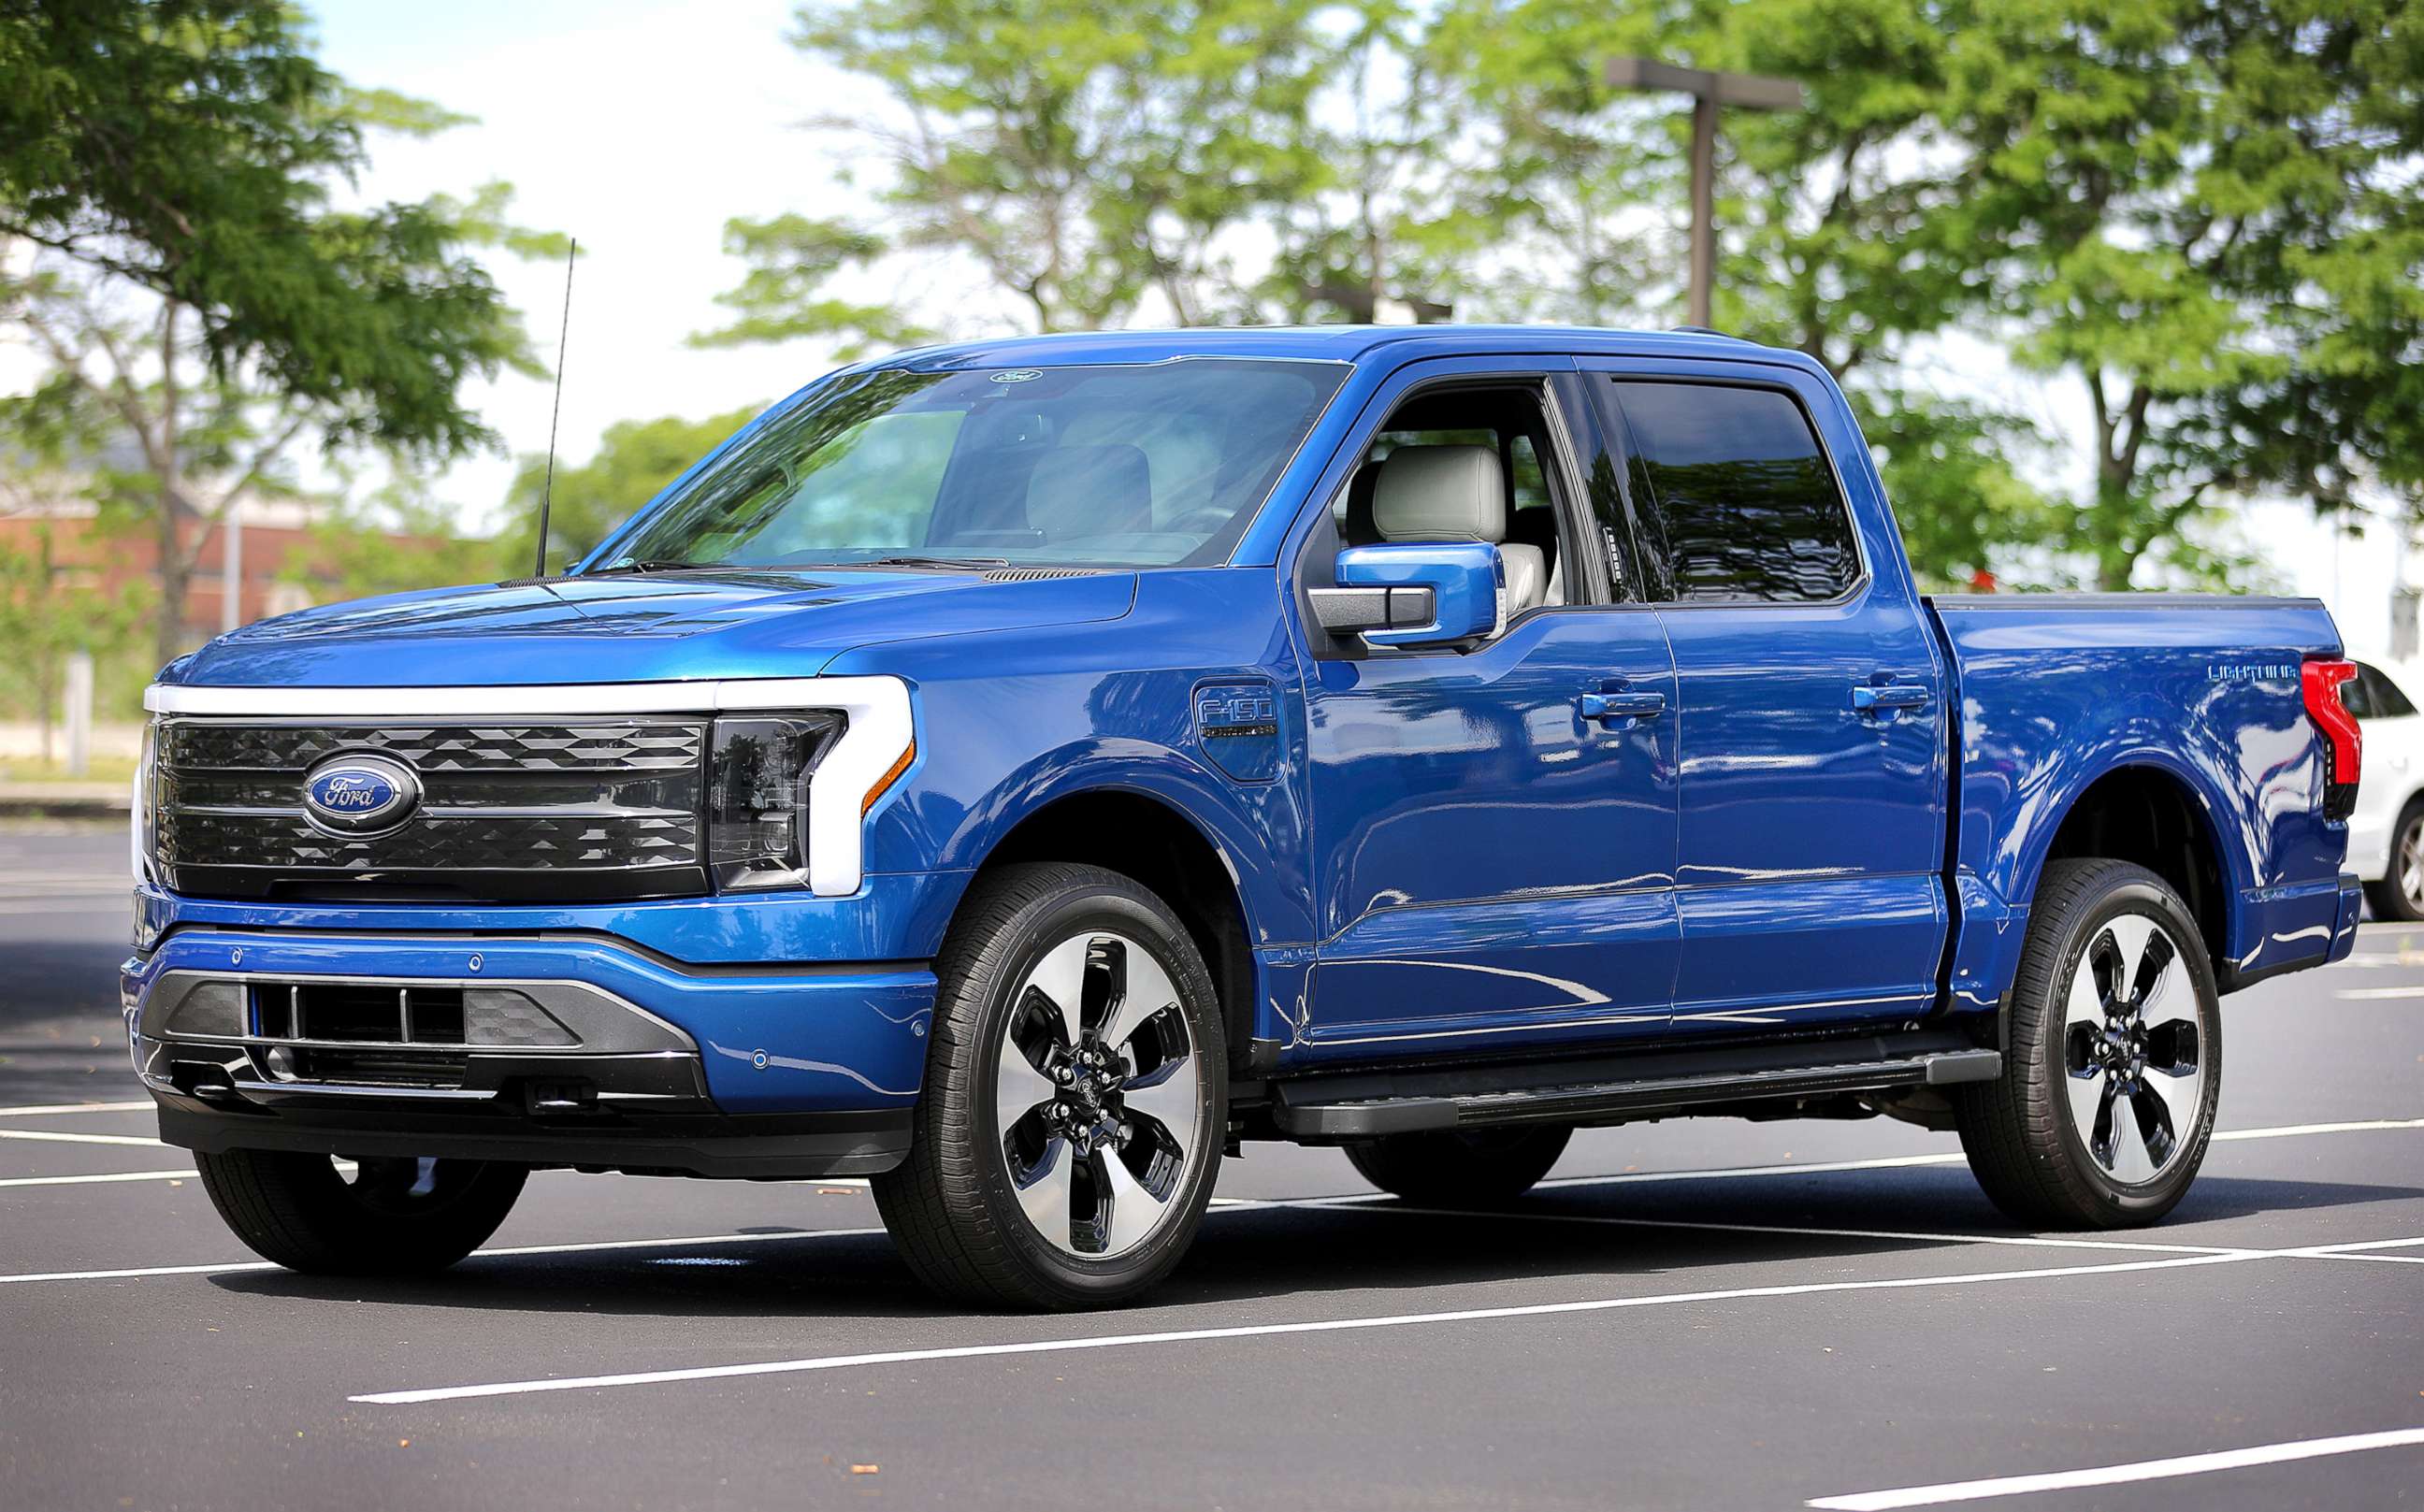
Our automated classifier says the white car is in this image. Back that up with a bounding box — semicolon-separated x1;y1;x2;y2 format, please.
2345;659;2424;920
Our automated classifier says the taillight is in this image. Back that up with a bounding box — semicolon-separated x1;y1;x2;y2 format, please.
2303;657;2361;820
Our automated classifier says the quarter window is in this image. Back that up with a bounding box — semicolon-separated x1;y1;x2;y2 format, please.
1612;381;1860;602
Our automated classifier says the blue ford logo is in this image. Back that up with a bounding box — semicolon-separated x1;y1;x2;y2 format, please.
301;755;421;837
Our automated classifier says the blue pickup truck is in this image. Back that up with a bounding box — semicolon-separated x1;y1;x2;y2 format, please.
129;325;2363;1307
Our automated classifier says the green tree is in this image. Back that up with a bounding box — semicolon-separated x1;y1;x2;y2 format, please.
0;1;541;455
282;473;502;605
723;0;1335;341
498;407;766;573
0;526;151;759
1951;0;2424;589
4;7;562;664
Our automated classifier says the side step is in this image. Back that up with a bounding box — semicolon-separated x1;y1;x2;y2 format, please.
1269;1033;2001;1142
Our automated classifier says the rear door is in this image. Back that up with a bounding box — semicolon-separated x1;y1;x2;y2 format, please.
1582;362;1950;1035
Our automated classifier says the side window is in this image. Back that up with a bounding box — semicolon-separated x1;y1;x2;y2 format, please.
1612;381;1860;603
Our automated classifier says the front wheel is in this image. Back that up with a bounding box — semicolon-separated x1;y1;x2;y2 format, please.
1955;858;2221;1228
874;863;1226;1309
194;1149;527;1274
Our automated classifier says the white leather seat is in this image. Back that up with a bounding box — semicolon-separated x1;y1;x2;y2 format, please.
1367;444;1547;615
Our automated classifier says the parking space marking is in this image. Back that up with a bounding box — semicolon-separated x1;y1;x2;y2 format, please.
0;1224;892;1285
0;1102;153;1117
1806;1425;2424;1510
348;1250;2258;1405
1523;1116;2424;1194
0;1168;196;1189
0;1129;166;1147
1297;1200;2259;1257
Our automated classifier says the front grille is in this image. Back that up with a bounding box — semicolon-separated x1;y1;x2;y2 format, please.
151;718;710;902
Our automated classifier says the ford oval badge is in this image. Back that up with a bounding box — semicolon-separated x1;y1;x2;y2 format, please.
301;754;421;837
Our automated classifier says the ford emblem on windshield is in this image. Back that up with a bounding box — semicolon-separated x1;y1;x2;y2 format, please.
301;754;421;837
989;368;1043;383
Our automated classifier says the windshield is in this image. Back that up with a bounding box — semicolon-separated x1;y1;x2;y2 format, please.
594;358;1348;572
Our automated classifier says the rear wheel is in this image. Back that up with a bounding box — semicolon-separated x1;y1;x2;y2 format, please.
2364;799;2424;922
874;863;1225;1309
1345;1126;1572;1205
194;1149;527;1274
1955;858;2220;1228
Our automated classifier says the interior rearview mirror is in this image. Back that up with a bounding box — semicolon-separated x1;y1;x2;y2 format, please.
1309;541;1503;648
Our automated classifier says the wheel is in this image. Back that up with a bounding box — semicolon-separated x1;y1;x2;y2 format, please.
1344;1127;1573;1205
873;863;1226;1309
2364;799;2424;921
194;1149;527;1274
1955;858;2220;1228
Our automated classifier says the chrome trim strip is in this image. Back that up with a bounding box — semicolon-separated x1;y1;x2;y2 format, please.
149;967;696;1046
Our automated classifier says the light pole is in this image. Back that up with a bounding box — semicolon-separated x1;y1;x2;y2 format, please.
1604;58;1808;328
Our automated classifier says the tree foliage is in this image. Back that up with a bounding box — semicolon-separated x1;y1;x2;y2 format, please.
0;0;553;458
498;407;767;573
2;2;561;660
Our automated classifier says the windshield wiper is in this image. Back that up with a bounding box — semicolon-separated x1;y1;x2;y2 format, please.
580;558;719;575
865;554;1013;570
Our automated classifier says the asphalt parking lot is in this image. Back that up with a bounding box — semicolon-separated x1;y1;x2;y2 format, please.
3;824;2419;1511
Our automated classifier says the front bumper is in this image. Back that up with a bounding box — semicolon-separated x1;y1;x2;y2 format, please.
124;920;940;1179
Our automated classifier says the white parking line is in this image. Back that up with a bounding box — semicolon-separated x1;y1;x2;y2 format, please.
1806;1425;2424;1510
0;1102;153;1117
0;1225;892;1285
2333;986;2424;1000
1302;1200;2258;1257
348;1250;2259;1405
1437;1116;2424;1199
0;1168;196;1189
0;1129;165;1147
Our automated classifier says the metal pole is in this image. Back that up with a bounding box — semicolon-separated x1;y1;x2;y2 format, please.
64;650;92;779
220;503;242;635
1688;93;1718;327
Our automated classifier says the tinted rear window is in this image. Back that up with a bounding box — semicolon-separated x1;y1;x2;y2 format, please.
1612;381;1859;602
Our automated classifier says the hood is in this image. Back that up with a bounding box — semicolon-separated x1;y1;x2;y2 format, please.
164;568;1138;688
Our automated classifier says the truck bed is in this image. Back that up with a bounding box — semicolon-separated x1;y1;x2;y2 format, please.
1927;592;2356;1011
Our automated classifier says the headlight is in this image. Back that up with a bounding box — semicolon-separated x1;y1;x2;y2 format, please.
707;713;845;891
131;719;158;886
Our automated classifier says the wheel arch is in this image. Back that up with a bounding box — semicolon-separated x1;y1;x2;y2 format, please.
944;780;1266;1075
2024;758;2244;977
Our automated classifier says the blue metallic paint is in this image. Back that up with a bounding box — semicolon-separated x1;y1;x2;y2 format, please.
123;927;937;1112
137;325;2356;1121
1334;541;1504;647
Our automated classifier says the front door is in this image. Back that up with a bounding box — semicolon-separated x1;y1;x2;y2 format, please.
1295;365;1681;1064
1585;364;1950;1035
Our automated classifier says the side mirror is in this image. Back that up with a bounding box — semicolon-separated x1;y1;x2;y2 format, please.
1309;541;1503;649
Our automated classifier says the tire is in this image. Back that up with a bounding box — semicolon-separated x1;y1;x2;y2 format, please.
194;1149;527;1274
1344;1127;1573;1205
1955;858;2221;1229
874;863;1227;1310
2364;799;2424;922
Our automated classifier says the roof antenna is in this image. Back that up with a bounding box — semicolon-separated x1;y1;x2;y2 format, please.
533;236;577;579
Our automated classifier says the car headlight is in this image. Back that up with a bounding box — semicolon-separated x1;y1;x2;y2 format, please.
707;713;847;891
131;719;158;886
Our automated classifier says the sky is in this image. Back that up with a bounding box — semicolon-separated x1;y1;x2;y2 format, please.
58;4;2424;657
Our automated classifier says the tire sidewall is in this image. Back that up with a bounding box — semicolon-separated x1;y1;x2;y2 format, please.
957;881;1225;1304
2386;801;2424;921
2030;873;2222;1218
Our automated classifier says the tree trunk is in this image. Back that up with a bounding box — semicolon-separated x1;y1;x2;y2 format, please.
153;304;184;670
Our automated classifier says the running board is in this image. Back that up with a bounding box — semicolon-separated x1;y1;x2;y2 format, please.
1268;1034;2001;1142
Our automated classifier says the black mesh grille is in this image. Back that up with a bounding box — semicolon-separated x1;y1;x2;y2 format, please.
152;718;709;902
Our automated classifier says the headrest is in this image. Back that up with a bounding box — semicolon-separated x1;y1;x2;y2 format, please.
1371;445;1507;543
1027;444;1154;540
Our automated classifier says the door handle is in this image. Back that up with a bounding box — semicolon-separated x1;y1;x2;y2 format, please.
1851;682;1932;713
1580;689;1666;723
